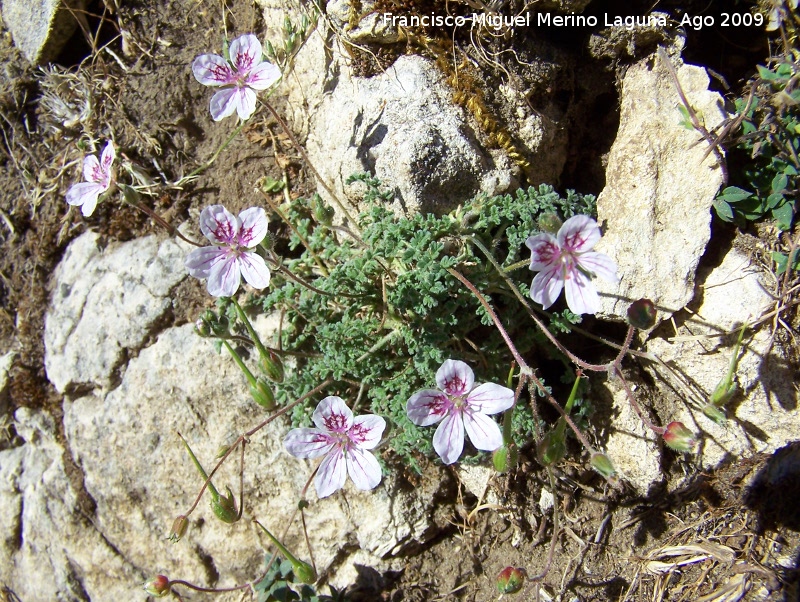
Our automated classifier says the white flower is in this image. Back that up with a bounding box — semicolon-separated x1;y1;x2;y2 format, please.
66;141;115;216
406;359;514;465
284;397;386;498
185;205;271;297
192;34;281;121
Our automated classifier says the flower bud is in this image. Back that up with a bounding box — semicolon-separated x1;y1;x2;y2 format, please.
293;560;317;584
537;212;562;234
211;486;239;524
709;379;737;407
493;444;518;473
662;421;698;453
168;514;189;542
260;350;285;383
215;444;231;459
497;566;526;594
250;378;276;410
590;452;619;485
313;194;335;226
537;430;566;467
194;317;212;337
144;575;171;597
702;403;727;425
627;298;657;330
201;309;229;338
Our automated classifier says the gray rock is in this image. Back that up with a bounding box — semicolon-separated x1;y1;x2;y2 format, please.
44;232;190;394
1;0;88;65
594;51;727;320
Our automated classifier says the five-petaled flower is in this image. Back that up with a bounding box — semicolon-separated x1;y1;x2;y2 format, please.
284;396;386;499
185;205;271;297
406;360;514;465
66;141;115;216
526;214;618;315
192;33;281;121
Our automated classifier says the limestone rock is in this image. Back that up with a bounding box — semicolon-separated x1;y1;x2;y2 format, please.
44;232;189;394
594;51;727;320
1;0;88;65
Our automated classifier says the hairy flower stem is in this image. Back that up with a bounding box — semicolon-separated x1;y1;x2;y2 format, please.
615;365;665;436
182;379;333;518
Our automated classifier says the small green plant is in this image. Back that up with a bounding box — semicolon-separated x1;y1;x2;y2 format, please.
713;57;799;231
254;559;348;602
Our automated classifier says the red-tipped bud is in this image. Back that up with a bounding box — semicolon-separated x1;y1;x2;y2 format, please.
627;298;657;330
168;514;189;542
663;421;698;453
497;566;526;594
144;575;171;597
538;212;563;234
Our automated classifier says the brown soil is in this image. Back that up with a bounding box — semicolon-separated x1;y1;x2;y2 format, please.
0;0;798;601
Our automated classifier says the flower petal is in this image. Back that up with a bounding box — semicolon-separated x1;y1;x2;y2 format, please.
237;207;268;247
100;141;115;175
246;61;281;90
192;53;236;86
466;383;514;415
82;154;101;183
433;412;464;465
406;390;451;426
229;34;262;75
209;87;240;121
435;359;475;397
315;448;347;498
557;215;601;253
349;415;386;450
200;205;239;244
346;448;382;491
530;266;564;310
207;253;241;297
66;182;104;216
564;268;600;315
463;411;503;451
284;428;335;459
235;86;257;121
312;396;354;433
577;251;619;284
525;232;561;272
185;246;227;278
239;251;271;290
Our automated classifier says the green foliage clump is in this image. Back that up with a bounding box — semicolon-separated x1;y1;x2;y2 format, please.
714;58;799;232
256;176;596;468
254;559;347;602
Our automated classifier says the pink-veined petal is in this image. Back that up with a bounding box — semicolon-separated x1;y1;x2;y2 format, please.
246;61;281;90
185;246;227;278
100;141;115;175
558;215;601;253
229;34;262;75
530;266;564;310
406;390;451;426
235;86;257;121
312;396;354;433
192;53;236;86
207;253;241;297
315;448;347;498
435;359;475;397
349;415;386;450
564;268;600;315
466;382;514;415
346;448;382;491
576;251;619;284
200;205;239;244
66;182;104;216
82;154;101;183
209;87;240;121
237;207;268;247
238;251;271;290
433;412;464;465
525;232;561;272
463;411;503;451
283;427;335;459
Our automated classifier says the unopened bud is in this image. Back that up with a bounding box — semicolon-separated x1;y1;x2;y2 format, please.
211;486;239;524
493;444;518;473
627;298;657;330
201;309;229;338
168;515;189;542
144;575;171;597
710;379;737;407
663;421;698;453
537;431;566;467
538;212;562;234
497;566;526;594
590;452;619;485
313;194;335;226
293;560;316;584
702;404;727;425
250;378;276;410
215;444;231;459
260;350;285;383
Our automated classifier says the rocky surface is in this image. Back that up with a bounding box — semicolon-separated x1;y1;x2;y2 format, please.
1;0;87;64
